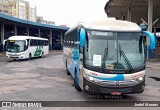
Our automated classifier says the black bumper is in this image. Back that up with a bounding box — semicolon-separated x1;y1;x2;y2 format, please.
83;78;145;95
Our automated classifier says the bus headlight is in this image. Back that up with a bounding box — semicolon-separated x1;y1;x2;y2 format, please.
6;52;10;55
89;76;94;81
138;77;143;81
84;74;100;83
136;76;144;82
21;53;24;55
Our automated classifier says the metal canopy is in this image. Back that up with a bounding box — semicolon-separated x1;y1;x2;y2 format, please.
104;0;160;27
0;13;68;31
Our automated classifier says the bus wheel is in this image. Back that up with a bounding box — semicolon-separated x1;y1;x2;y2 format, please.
28;53;32;60
41;52;44;58
74;70;82;91
66;61;70;75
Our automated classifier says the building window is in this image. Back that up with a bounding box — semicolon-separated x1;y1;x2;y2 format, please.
3;10;8;13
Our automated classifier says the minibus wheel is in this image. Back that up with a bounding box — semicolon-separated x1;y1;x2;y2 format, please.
28;53;32;60
66;61;70;75
41;52;44;58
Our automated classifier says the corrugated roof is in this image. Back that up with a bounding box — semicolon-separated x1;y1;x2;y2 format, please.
0;13;69;30
104;0;160;26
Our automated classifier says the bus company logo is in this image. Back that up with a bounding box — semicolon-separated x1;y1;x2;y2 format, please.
115;81;120;85
2;102;12;107
109;70;125;74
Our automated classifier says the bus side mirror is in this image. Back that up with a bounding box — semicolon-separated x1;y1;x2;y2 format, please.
3;40;7;52
25;40;28;46
142;31;156;50
3;39;7;46
80;28;86;47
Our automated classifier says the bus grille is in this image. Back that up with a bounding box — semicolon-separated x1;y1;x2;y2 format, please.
97;80;140;87
100;87;133;93
9;54;20;58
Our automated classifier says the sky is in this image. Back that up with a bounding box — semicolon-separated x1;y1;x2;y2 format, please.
26;0;109;27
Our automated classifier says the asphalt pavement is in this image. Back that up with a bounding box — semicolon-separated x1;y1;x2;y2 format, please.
0;51;159;109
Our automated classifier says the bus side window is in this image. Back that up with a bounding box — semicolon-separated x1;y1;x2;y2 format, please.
30;39;33;46
44;40;48;46
37;40;39;46
63;36;65;46
31;40;35;46
80;47;83;54
66;35;68;47
37;40;40;46
68;35;70;47
79;47;83;61
41;40;44;46
74;31;77;47
35;40;38;46
42;40;44;46
65;35;67;47
39;40;41;46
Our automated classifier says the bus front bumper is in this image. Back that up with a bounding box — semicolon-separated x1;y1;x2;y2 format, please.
6;53;27;59
83;77;145;95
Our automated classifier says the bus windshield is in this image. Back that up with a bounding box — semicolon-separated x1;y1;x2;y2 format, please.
6;40;26;52
85;31;145;71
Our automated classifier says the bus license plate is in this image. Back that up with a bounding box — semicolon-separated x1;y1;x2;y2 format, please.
111;92;122;95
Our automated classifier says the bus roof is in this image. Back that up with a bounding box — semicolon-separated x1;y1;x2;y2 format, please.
67;19;141;33
7;36;48;40
86;19;141;31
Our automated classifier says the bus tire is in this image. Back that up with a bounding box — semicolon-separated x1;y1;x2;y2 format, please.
66;61;70;75
41;51;44;58
74;69;82;91
28;53;32;60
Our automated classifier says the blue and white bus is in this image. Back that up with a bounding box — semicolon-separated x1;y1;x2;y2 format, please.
63;19;155;95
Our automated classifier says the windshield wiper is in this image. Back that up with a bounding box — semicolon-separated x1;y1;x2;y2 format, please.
119;43;133;72
102;41;108;71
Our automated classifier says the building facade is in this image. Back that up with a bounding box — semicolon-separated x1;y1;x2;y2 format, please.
37;16;55;26
0;0;9;15
0;0;37;22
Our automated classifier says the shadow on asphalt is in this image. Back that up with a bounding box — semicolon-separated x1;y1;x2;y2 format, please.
1;51;62;63
149;76;160;81
6;57;43;63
